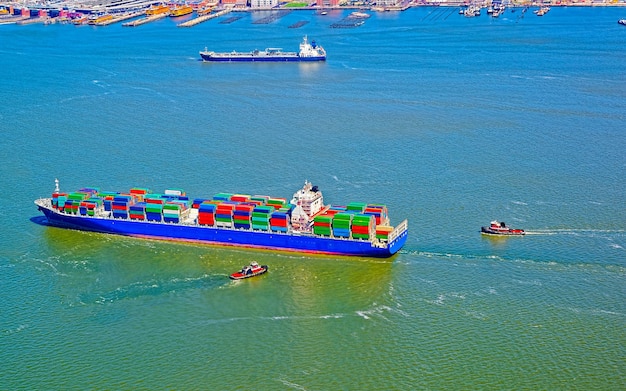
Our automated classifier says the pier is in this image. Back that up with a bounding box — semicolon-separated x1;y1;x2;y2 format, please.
95;11;142;25
177;8;230;27
122;12;166;27
0;15;29;24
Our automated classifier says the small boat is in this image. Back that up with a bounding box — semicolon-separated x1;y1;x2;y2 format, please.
72;15;88;25
229;262;268;280
619;19;626;26
534;6;550;16
481;221;525;236
350;12;370;19
463;5;481;17
197;6;212;16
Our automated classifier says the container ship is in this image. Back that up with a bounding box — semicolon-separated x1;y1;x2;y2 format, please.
199;36;326;62
35;180;408;258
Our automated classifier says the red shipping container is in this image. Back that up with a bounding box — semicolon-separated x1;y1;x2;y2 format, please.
269;218;287;227
198;217;215;226
230;195;251;202
235;204;255;212
351;226;371;235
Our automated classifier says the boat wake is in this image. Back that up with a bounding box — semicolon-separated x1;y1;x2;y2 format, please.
79;274;227;305
524;228;626;236
406;249;626;273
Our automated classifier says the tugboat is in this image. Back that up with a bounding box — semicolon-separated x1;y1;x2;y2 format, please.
229;261;268;280
481;221;525;236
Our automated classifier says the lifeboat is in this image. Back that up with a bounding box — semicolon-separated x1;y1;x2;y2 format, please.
481;221;525;236
229;262;268;280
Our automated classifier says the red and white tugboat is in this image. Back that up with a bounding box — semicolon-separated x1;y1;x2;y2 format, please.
481;221;525;236
229;261;268;280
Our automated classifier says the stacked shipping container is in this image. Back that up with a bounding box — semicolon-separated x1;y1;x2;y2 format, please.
50;187;394;242
311;203;390;241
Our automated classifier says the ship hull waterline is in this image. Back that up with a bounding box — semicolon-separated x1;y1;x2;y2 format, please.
36;202;407;258
199;54;326;62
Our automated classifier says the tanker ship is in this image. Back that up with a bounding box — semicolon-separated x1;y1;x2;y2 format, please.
35;180;408;258
199;36;326;62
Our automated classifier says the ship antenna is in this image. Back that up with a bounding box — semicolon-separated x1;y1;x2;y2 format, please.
54;178;60;194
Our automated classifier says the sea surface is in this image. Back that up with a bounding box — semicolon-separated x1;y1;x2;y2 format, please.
1;6;625;390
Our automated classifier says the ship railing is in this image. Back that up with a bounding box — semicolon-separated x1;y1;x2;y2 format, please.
387;219;408;244
35;198;52;208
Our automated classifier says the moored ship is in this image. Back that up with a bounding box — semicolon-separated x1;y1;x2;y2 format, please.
169;4;193;17
88;13;113;25
146;4;170;16
35;180;408;258
199;36;326;62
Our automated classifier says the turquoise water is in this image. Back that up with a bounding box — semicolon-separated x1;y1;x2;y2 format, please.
1;7;625;389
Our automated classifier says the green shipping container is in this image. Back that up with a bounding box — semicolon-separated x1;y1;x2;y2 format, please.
346;202;367;212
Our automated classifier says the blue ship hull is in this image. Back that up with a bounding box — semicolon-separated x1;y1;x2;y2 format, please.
36;201;407;258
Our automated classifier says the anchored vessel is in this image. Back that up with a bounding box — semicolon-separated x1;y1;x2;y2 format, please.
35;180;408;258
199;36;326;62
